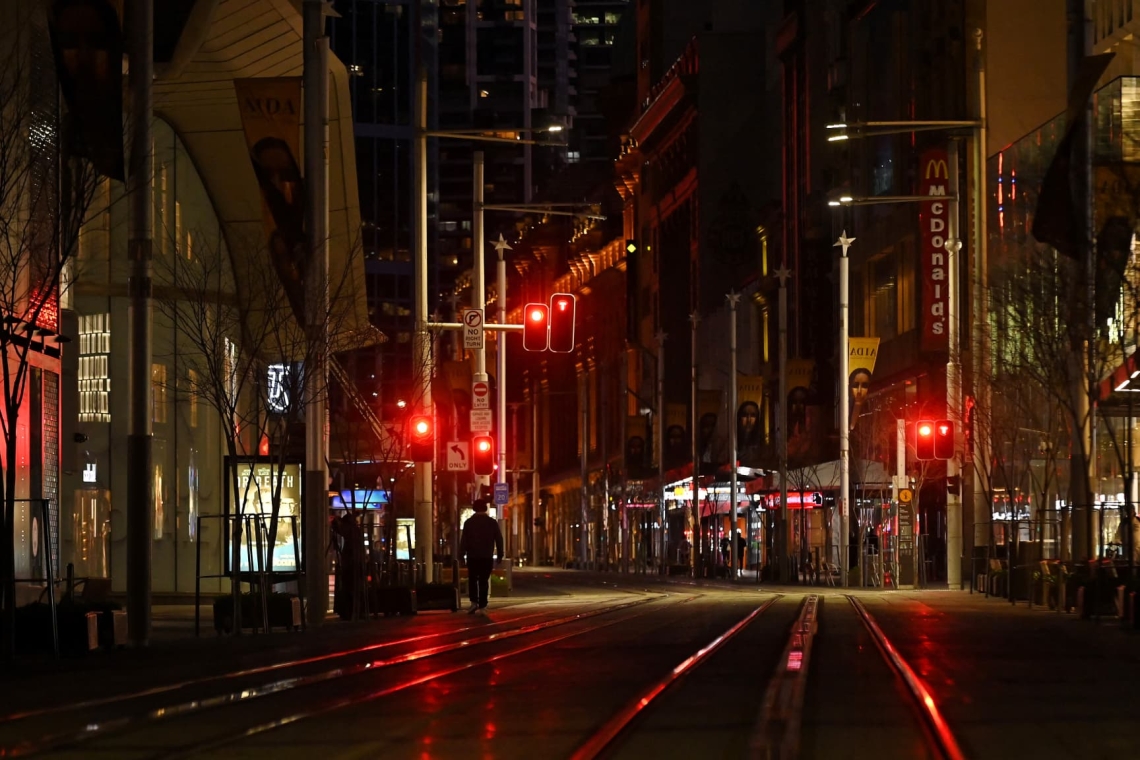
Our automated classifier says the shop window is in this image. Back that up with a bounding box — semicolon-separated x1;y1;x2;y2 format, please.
78;313;110;423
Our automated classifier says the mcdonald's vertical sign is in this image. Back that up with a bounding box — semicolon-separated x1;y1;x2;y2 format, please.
919;148;950;353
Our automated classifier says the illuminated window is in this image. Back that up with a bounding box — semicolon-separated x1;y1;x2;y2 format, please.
152;364;168;424
78;313;110;422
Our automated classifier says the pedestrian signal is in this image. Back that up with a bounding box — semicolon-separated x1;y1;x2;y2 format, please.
548;293;576;353
934;419;954;460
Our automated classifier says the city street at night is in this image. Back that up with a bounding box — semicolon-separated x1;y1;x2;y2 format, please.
1;571;1138;759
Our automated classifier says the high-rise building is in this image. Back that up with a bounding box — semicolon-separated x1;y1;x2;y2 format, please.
568;1;631;164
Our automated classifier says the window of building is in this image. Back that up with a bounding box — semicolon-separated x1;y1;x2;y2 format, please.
78;313;110;423
868;252;898;341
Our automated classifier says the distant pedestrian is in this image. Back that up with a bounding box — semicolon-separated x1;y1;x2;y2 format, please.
460;498;504;614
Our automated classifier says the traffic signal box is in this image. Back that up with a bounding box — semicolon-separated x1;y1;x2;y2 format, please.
473;434;495;475
523;303;549;351
915;419;954;461
934;419;954;460
523;294;577;352
915;420;935;461
409;415;434;462
548;293;576;352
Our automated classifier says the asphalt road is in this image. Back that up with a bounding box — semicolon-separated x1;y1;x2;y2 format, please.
1;571;1138;759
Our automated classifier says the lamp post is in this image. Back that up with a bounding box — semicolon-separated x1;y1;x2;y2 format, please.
727;293;740;579
689;312;700;576
835;231;855;588
656;330;667;573
774;267;791;580
828;113;982;588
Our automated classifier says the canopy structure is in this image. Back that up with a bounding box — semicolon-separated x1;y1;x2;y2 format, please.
152;0;375;351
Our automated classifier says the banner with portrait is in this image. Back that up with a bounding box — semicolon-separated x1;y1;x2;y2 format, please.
625;415;649;477
664;402;688;467
735;376;765;464
234;77;307;323
786;359;815;462
848;337;880;430
697;390;722;464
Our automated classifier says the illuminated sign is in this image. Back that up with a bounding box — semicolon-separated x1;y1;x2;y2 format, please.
228;461;302;572
266;363;291;413
82;462;97;483
920;148;950;353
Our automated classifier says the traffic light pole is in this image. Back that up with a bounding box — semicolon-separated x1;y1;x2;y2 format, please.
413;68;434;583
946;140;964;589
497;235;509;547
472;152;490;505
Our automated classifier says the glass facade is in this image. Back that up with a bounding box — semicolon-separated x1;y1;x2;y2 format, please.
69;117;230;594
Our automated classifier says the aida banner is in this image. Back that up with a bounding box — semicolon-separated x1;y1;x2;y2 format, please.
848;337;880;430
735;376;764;456
234;77;307;322
664;402;688;466
625;415;649;475
920;147;950;353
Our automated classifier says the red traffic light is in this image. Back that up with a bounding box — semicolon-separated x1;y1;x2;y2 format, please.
915;419;935;461
548;293;576;353
523;302;549;351
934;419;954;460
409;414;434;462
472;434;495;475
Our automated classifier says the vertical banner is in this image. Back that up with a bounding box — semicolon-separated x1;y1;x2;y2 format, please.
848;337;880;430
234;78;307;321
625;415;649;476
735;376;765;464
49;0;126;180
786;359;815;461
696;389;722;464
919;148;950;353
664;402;688;467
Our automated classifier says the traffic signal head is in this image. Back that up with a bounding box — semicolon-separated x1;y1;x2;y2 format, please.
548;293;577;353
409;414;434;462
523;302;549;351
473;434;495;475
915;420;935;461
934;419;954;460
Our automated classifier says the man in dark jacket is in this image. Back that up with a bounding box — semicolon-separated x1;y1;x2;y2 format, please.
460;498;504;613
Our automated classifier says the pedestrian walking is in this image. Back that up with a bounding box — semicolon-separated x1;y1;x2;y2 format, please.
460;498;504;614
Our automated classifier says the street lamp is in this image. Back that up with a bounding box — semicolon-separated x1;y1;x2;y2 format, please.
824;96;986;589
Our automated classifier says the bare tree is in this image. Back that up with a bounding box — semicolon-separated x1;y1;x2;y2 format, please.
0;20;102;656
155;227;371;631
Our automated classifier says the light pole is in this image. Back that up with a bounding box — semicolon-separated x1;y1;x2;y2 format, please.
828;114;981;588
689;312;700;576
492;233;511;544
656;330;667;573
412;69;433;581
774;267;791;580
727;293;740;580
836;231;855;588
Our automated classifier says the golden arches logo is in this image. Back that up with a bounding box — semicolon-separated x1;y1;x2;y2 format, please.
925;159;949;180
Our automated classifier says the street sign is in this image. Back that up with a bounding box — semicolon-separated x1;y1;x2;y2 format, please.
446;441;469;471
494;482;509;506
899;488;913;504
472;380;490;409
462;308;484;350
470;408;493;432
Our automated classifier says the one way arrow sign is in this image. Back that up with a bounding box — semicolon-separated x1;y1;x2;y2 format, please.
447;441;469;471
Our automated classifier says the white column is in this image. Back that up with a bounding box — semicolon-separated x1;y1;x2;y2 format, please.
836;232;855;587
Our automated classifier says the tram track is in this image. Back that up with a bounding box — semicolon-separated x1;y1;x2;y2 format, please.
2;594;668;758
848;595;967;760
